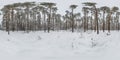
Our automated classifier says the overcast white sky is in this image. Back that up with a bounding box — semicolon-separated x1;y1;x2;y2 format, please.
0;0;120;14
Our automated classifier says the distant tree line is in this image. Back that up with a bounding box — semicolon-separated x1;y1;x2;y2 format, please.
0;2;120;34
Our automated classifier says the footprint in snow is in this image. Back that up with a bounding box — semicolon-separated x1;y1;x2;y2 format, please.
38;36;42;40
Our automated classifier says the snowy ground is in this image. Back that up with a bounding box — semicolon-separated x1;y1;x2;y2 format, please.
0;30;120;60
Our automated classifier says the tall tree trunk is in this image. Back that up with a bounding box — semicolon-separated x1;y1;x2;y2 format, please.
108;12;112;33
7;12;10;35
26;6;29;32
103;11;105;32
94;6;99;34
11;8;15;31
86;14;88;31
72;9;74;32
43;12;46;32
90;17;93;30
84;14;86;32
66;20;67;30
53;14;55;31
48;7;52;33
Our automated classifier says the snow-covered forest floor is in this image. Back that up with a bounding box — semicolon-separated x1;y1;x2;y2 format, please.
0;30;120;60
